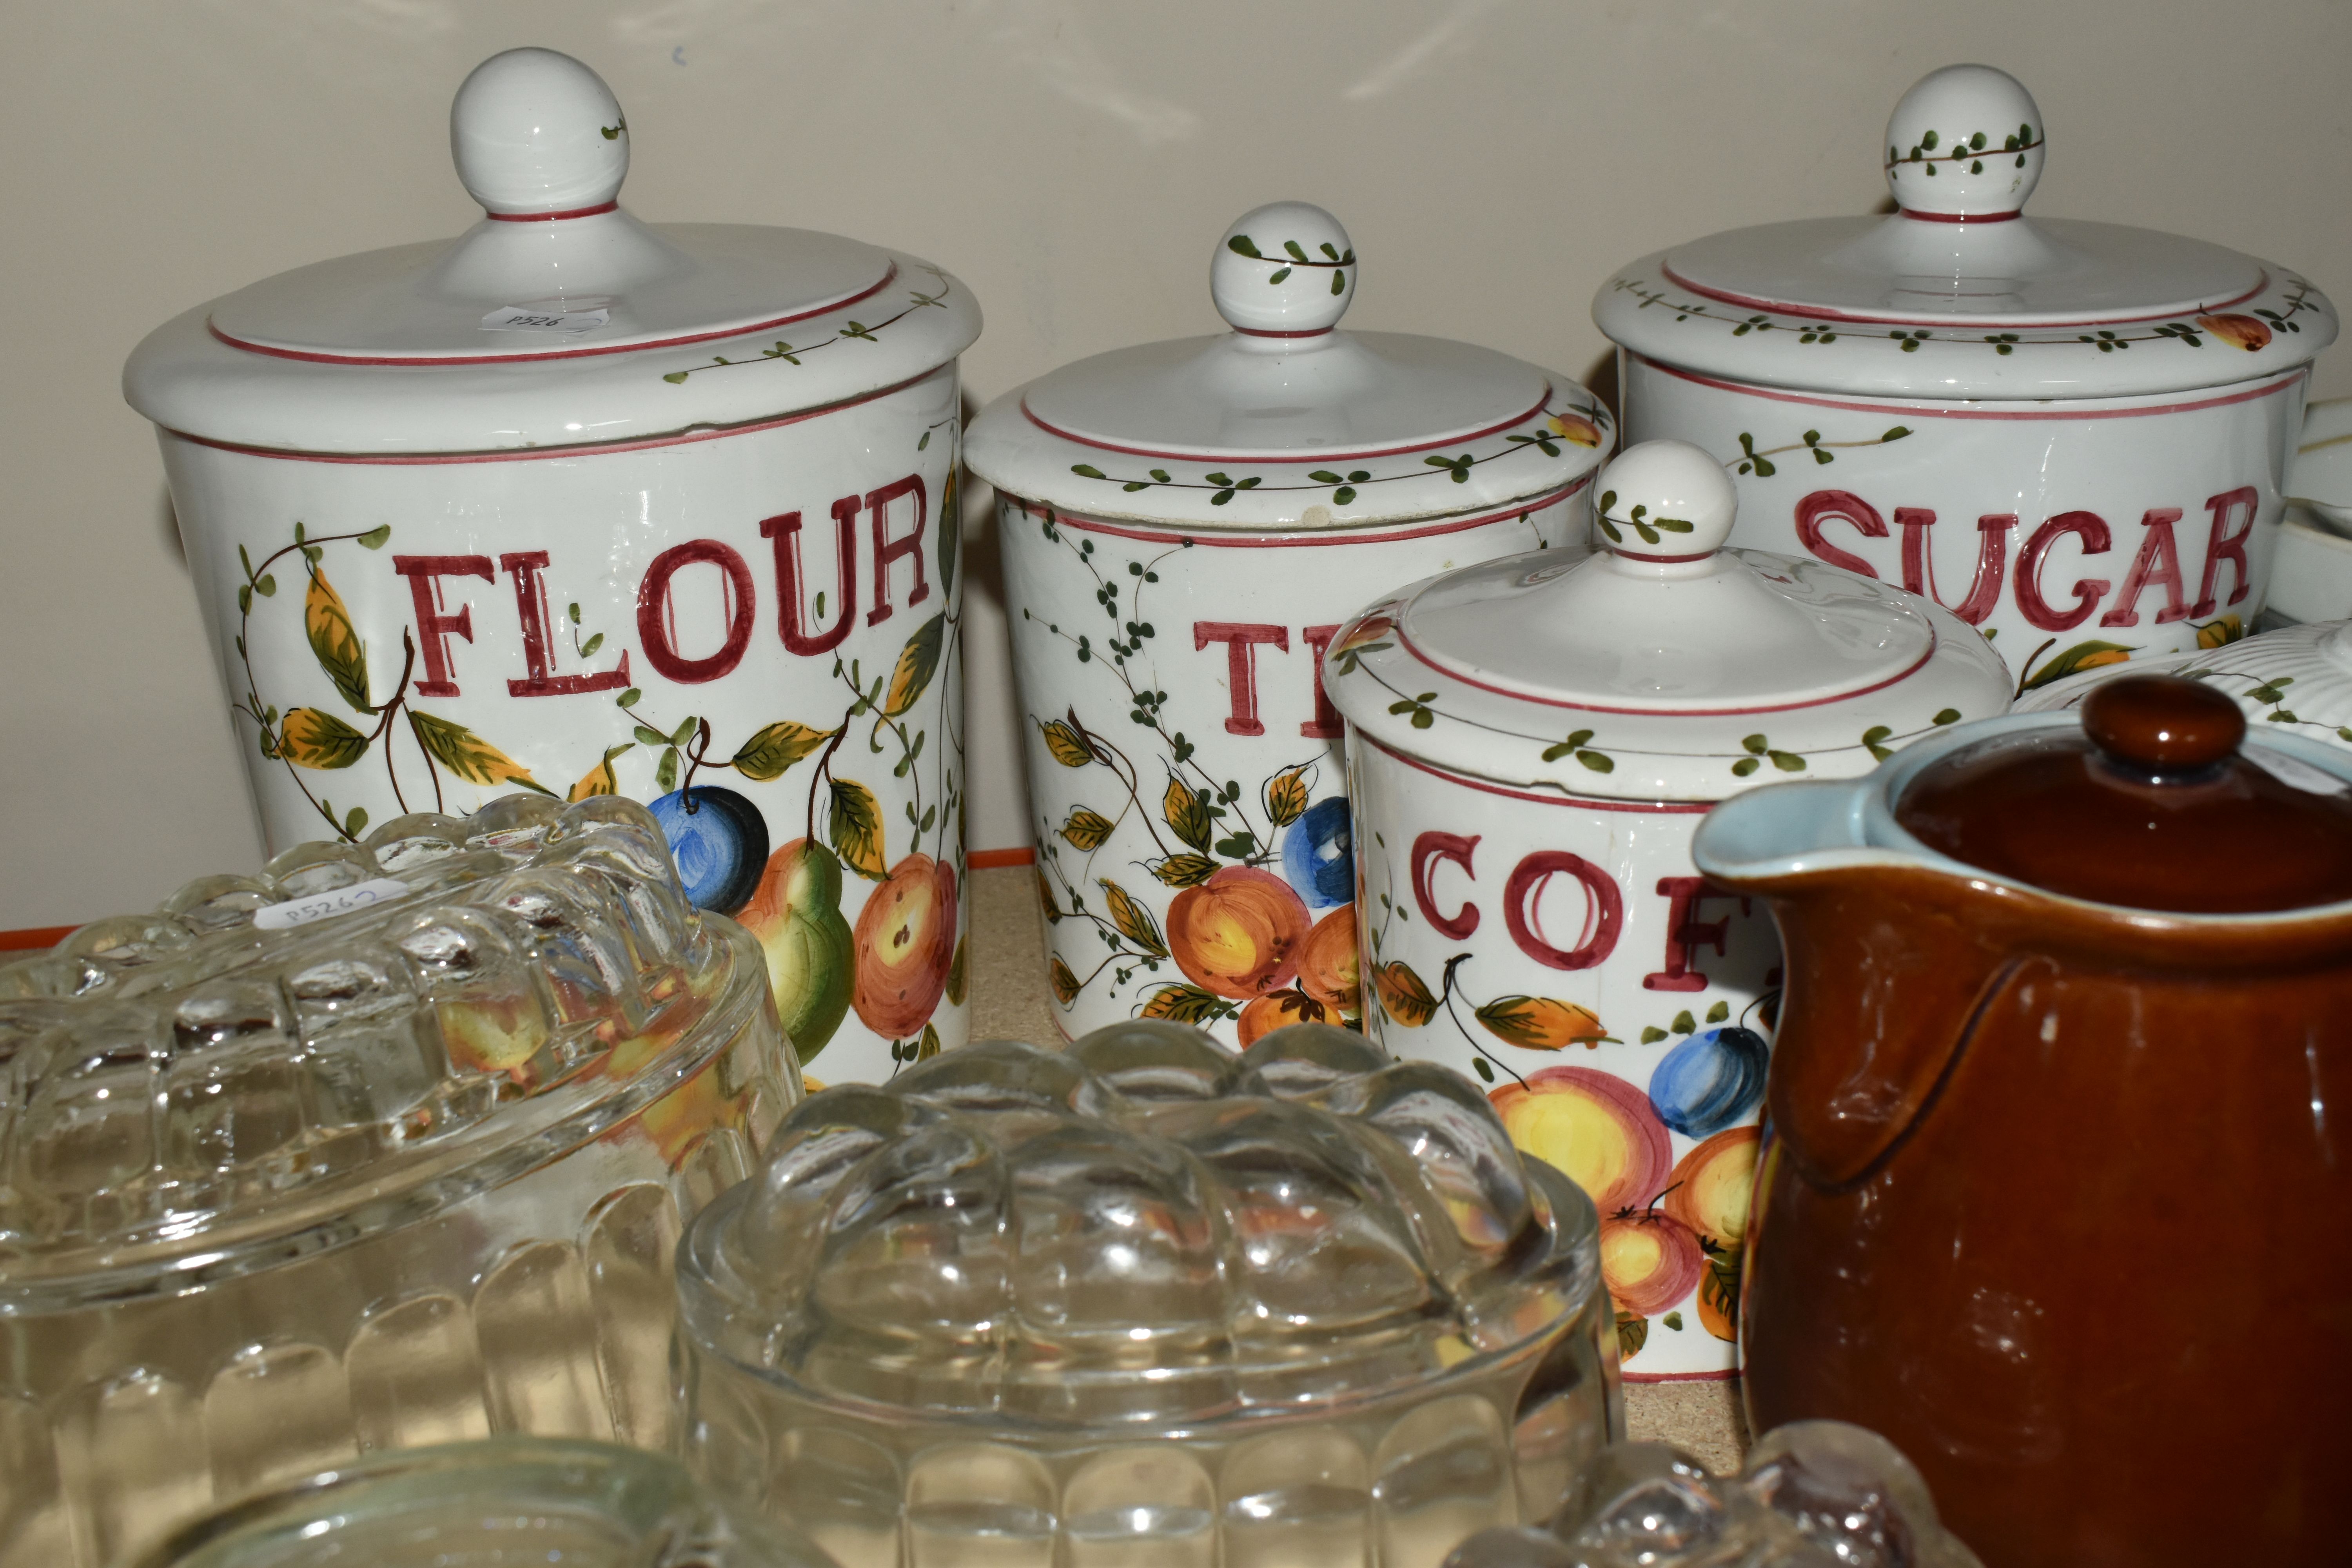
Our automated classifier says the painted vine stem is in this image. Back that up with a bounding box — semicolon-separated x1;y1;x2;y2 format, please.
1609;275;2318;354
1062;400;1612;507
1022;508;1325;1018
233;522;554;844
657;265;957;385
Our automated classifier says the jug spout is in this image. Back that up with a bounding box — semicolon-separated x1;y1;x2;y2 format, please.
1695;783;2019;1187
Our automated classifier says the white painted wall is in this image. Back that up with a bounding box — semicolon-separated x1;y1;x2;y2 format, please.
2;0;2345;926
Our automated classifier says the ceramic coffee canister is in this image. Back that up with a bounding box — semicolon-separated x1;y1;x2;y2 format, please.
965;203;1614;1045
1322;441;2012;1379
123;49;982;1086
1693;673;2352;1568
1596;64;2336;696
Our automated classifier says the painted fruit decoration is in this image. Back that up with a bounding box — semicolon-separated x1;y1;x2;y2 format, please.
1664;1125;1760;1343
1598;1211;1706;1318
737;839;854;1065
1236;989;1341;1045
1297;904;1361;1014
1167;866;1311;1000
1647;1025;1770;1138
1488;1065;1672;1216
852;853;958;1040
648;786;769;914
1281;795;1355;909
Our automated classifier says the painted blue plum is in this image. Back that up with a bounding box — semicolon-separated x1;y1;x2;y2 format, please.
1647;1025;1769;1139
649;785;770;915
1281;795;1355;909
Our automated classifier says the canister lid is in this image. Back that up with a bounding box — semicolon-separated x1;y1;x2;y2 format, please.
1595;64;2334;401
964;202;1613;529
123;48;980;456
1322;440;2013;802
1898;672;2352;912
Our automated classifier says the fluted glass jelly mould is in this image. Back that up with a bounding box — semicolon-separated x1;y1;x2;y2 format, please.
131;1439;843;1568
0;793;800;1568
678;1022;1619;1568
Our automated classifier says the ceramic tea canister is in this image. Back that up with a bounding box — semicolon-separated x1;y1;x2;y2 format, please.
123;49;982;1086
1596;64;2336;696
1323;441;2012;1379
965;203;1613;1046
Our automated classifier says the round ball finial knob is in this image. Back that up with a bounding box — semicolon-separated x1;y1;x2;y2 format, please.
1883;64;2043;220
2082;673;2246;777
1211;203;1356;336
451;47;630;218
1593;440;1738;560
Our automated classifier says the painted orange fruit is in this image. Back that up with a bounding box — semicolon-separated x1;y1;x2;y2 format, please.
1662;1125;1761;1251
1549;412;1604;447
1296;904;1360;1012
1598;1212;1705;1319
1166;866;1310;1000
851;853;958;1040
1488;1065;1672;1214
1236;989;1339;1045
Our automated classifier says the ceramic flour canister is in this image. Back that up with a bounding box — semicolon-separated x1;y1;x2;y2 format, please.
1596;64;2336;696
1693;674;2352;1568
965;203;1613;1047
1323;441;2011;1379
123;48;982;1087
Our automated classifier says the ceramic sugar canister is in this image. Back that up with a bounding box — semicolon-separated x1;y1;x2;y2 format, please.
1322;440;2011;1379
123;49;982;1086
964;203;1614;1047
1595;64;2336;694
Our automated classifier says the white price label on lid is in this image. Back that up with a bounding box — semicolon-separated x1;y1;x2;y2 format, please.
480;303;612;336
252;877;414;931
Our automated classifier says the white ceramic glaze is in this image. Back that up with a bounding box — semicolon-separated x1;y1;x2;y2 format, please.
2292;396;2352;534
1325;441;2012;1379
2018;616;2352;758
965;203;1613;1046
1596;64;2336;682
122;49;983;1088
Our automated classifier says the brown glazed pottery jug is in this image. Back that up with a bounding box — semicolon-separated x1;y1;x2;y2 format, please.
1691;674;2352;1568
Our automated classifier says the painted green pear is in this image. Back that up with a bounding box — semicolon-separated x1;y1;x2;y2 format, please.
737;837;854;1065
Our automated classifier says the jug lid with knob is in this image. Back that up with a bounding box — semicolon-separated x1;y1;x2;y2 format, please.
1593;63;2334;401
1321;438;2013;802
124;47;982;457
963;201;1614;529
1897;671;2352;913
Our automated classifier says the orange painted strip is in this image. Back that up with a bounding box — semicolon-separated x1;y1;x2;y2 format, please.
967;847;1036;869
0;924;74;952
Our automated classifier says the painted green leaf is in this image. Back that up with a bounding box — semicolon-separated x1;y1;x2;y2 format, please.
408;710;551;793
1099;879;1168;957
278;708;369;770
1059;807;1115;851
1152;853;1218;888
1163;775;1214;852
828;778;888;881
2020;641;2136;693
731;721;835;781
1141;983;1232;1024
303;569;373;714
356;524;392;550
884;615;947;717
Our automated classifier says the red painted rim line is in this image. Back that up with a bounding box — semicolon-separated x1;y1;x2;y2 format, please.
1361;732;1713;811
486;201;619;222
1001;477;1590;548
968;847;1037;869
1395;623;1940;717
1022;386;1564;464
1637;355;2307;419
1655;261;2269;329
207;264;898;367
1899;208;2023;225
165;363;944;465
